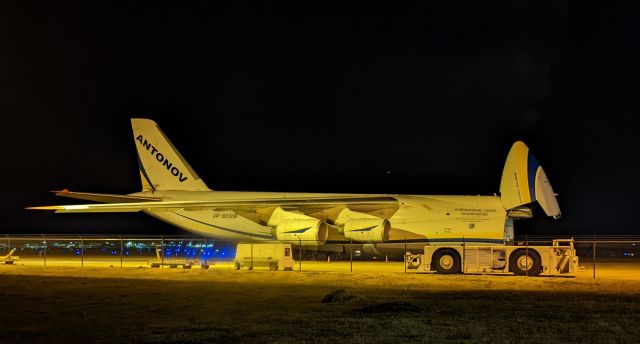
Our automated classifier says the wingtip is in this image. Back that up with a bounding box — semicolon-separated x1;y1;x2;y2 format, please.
50;189;70;194
26;206;63;211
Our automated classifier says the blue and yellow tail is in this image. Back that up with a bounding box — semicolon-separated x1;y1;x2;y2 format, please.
499;141;561;218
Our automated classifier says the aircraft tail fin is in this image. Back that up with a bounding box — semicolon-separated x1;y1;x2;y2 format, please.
499;141;561;219
131;118;210;192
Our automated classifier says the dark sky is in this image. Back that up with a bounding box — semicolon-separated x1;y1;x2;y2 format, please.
1;2;638;235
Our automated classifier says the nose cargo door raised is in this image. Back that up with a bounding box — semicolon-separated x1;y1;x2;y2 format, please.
499;141;561;219
534;165;561;219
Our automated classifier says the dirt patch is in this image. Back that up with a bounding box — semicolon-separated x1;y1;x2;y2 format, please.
321;288;369;304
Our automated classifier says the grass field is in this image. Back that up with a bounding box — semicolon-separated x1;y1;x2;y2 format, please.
0;262;639;343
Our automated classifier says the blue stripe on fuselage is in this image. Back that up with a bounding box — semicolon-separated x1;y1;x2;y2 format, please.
428;238;505;244
171;212;274;239
527;151;539;202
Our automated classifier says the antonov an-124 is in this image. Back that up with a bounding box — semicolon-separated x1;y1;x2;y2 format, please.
29;118;561;256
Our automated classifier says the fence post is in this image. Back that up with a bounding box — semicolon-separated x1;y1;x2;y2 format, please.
298;238;302;271
202;237;207;267
6;235;10;257
404;236;407;273
161;236;165;266
593;234;596;279
350;238;353;273
80;236;84;268
120;236;124;268
43;235;47;267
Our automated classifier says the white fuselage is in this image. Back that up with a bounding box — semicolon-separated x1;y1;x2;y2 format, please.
134;191;509;245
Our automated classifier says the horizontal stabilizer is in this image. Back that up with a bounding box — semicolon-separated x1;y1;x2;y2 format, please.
53;190;161;203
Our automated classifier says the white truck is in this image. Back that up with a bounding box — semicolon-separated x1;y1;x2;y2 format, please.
234;243;294;271
405;239;579;277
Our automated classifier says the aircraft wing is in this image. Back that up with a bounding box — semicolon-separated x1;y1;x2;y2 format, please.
28;195;400;219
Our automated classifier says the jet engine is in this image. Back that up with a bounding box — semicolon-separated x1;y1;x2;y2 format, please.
268;207;328;246
342;218;390;242
335;209;390;242
274;219;328;246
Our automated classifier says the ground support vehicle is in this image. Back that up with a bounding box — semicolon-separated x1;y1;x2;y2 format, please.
405;239;578;276
234;243;294;271
1;248;19;265
149;248;208;269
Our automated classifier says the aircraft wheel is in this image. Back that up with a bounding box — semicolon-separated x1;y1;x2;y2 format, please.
269;263;278;271
234;262;241;270
201;264;210;270
510;250;542;276
432;249;461;274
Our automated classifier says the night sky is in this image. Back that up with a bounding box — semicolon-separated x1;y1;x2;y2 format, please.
1;2;638;236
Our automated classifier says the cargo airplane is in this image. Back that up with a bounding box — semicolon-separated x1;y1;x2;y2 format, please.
29;119;561;254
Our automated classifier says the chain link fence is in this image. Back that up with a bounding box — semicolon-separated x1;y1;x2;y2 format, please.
0;234;638;278
516;235;639;279
0;235;234;269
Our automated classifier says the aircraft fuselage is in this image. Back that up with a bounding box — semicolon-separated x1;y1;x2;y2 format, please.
135;191;509;245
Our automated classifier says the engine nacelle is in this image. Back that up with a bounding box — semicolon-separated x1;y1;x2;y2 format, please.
268;207;328;246
343;218;390;242
335;209;390;243
274;219;328;246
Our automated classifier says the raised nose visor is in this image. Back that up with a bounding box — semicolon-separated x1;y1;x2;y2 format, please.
499;141;561;218
534;166;561;219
